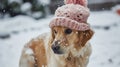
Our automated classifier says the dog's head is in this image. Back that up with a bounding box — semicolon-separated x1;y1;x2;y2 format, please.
49;26;94;55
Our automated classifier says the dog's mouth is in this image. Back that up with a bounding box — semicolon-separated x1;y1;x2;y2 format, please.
53;50;64;54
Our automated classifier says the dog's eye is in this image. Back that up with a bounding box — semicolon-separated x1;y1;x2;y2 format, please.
65;28;72;34
54;30;57;34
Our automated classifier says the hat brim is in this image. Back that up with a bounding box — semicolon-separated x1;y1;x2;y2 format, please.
49;17;90;31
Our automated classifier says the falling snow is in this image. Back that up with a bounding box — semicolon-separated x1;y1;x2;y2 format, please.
0;11;120;67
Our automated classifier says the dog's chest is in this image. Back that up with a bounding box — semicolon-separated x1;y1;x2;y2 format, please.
47;53;83;67
47;54;65;67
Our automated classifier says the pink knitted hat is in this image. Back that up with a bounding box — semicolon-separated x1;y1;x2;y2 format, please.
49;0;90;31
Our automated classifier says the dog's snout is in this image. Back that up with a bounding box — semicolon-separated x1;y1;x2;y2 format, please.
52;40;61;50
51;41;63;54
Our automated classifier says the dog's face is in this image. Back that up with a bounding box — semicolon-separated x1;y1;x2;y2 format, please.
49;26;94;55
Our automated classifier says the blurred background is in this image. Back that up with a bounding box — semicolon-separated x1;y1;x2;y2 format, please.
0;0;120;19
0;0;120;67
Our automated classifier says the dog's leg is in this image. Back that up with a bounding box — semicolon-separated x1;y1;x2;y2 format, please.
19;47;35;67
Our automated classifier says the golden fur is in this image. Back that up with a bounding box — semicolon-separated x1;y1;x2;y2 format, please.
19;26;94;67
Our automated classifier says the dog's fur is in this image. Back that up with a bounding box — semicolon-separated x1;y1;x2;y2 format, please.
19;26;94;67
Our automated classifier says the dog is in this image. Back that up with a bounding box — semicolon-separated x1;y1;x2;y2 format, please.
19;26;94;67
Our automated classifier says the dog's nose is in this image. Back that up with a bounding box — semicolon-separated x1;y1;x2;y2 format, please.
52;44;64;54
52;45;60;52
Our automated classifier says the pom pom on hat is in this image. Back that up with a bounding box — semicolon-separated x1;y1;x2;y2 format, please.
64;0;88;7
55;4;90;23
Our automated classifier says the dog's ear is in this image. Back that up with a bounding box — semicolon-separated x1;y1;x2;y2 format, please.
78;29;94;47
49;28;55;45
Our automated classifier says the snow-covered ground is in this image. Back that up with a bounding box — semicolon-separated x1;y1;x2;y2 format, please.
0;11;120;67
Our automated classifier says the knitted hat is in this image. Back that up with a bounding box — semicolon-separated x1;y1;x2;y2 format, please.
49;0;90;31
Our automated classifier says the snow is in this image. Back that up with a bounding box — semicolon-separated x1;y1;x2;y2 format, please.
8;0;22;4
38;0;50;5
21;2;32;13
32;12;42;19
25;48;34;55
88;0;119;4
0;15;51;34
88;11;120;26
112;5;120;11
0;11;120;67
112;5;120;15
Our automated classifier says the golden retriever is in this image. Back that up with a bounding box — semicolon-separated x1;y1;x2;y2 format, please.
19;26;94;67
